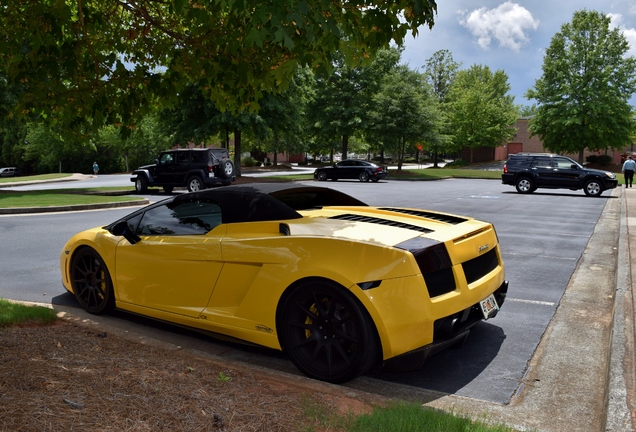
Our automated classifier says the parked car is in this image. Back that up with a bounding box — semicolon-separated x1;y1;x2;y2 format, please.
0;167;21;177
314;159;388;182
502;153;618;197
131;148;235;193
60;183;508;383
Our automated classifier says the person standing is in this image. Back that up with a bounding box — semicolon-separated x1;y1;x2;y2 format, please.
622;155;636;187
92;161;99;176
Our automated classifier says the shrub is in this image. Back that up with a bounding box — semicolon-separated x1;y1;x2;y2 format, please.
444;159;468;168
585;155;612;165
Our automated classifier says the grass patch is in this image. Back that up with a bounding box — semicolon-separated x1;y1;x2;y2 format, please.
0;298;58;327
0;173;73;183
347;402;517;432
0;190;144;208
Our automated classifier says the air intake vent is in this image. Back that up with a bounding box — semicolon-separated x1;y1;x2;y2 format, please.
329;214;433;233
378;208;467;225
462;249;499;284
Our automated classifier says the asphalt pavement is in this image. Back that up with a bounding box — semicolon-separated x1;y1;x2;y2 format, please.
1;173;634;432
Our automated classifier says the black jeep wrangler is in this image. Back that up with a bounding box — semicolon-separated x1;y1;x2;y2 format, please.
502;153;618;197
131;148;236;193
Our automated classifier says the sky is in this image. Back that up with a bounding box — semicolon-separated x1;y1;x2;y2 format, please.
399;0;636;107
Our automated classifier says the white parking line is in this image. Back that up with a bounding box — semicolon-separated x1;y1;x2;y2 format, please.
507;298;556;306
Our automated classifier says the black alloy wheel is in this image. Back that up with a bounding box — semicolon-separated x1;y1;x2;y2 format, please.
278;280;379;383
359;171;370;182
317;171;327;181
70;248;115;315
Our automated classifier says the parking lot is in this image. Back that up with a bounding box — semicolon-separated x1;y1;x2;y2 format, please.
0;177;615;405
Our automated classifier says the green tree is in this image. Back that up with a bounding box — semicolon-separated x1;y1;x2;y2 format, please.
448;65;518;163
423;49;461;166
309;48;401;159
0;0;438;136
369;66;442;170
526;10;636;162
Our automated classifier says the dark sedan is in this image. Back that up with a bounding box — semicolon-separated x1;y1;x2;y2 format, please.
314;159;388;182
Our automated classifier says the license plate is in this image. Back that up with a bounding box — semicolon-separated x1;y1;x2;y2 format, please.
479;294;499;319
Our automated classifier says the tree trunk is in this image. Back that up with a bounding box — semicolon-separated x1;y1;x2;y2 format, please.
578;148;585;164
342;134;349;160
234;128;242;177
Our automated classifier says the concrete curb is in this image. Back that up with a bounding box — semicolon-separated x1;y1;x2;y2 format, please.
0;199;149;215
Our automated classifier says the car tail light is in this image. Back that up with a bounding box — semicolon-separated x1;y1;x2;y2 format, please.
503;164;508;173
396;238;452;273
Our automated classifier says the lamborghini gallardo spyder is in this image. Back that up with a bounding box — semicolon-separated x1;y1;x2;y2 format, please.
60;183;508;383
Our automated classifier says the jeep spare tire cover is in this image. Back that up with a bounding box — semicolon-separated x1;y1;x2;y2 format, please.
220;160;235;179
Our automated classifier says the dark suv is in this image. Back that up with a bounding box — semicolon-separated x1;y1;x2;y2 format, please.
502;153;618;197
131;148;235;193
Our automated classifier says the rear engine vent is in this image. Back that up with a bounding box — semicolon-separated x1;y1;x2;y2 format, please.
329;214;432;233
462;249;499;284
378;208;467;225
424;268;456;297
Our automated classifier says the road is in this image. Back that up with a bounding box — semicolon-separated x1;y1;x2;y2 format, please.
0;175;611;405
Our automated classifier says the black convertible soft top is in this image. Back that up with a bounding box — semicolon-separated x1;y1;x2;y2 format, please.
175;183;368;224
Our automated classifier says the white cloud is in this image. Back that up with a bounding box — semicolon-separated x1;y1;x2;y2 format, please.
609;13;636;57
459;2;540;51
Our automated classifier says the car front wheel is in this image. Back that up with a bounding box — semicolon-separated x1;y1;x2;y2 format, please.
515;177;534;194
359;172;370;182
278;279;380;383
70;247;115;315
316;171;327;181
584;180;603;197
135;176;148;193
187;176;204;192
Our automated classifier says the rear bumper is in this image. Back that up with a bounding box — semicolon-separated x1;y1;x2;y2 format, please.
382;280;509;372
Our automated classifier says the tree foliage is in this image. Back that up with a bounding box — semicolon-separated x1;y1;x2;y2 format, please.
0;0;438;136
308;48;401;158
448;65;517;163
369;66;442;170
526;10;636;162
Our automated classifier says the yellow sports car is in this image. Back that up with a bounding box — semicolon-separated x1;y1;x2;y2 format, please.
60;183;507;383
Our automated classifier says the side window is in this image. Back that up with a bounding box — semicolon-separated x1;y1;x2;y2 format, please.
530;157;552;168
159;153;174;165
136;200;222;236
553;157;574;169
176;152;190;164
192;151;205;163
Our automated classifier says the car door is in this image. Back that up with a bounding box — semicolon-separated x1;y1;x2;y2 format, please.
551;156;583;188
155;152;176;183
336;160;356;179
172;151;191;184
114;199;224;318
529;156;555;186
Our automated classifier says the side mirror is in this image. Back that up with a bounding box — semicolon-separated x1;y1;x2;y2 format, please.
110;221;141;245
570;164;578;169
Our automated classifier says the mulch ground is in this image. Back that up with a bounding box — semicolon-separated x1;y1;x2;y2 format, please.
0;320;377;431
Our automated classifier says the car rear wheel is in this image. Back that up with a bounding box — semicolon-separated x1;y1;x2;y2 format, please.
359;172;370;182
515;177;534;194
278;279;380;383
316;171;327;181
70;247;115;315
187;176;204;192
584;180;603;197
135;176;148;193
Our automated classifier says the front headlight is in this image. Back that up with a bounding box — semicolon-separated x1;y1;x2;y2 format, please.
606;172;616;179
